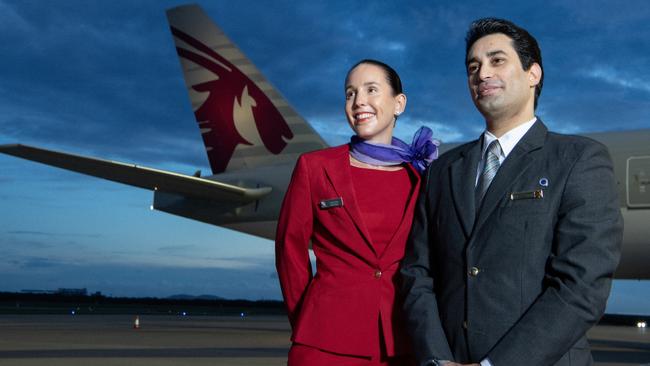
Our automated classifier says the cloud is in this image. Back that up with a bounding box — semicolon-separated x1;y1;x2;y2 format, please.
7;230;101;238
157;244;200;253
1;240;52;250
607;280;650;315
396;116;467;143
555;0;650;27
4;238;276;273
581;66;650;94
0;1;34;34
154;243;274;270
0;260;282;300
384;41;406;52
17;256;60;269
0;1;203;170
308;116;353;146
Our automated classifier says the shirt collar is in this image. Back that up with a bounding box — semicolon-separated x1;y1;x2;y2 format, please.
481;117;537;159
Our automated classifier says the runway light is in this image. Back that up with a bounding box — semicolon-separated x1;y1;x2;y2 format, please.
71;310;75;315
240;312;246;319
637;321;647;328
181;311;187;316
149;205;154;210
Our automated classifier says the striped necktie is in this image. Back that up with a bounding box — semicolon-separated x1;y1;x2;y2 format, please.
476;140;502;205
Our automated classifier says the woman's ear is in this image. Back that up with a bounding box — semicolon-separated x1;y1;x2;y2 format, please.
395;93;407;116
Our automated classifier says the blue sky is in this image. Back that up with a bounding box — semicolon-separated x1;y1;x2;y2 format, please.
1;0;649;313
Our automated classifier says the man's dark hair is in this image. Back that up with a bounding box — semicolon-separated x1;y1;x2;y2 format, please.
346;59;403;95
465;18;543;109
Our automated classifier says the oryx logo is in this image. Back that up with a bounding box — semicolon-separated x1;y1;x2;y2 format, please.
171;26;294;173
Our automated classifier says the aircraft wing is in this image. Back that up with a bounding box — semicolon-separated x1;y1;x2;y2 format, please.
0;144;271;203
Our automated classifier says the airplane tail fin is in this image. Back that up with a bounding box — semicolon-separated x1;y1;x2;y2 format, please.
166;4;327;175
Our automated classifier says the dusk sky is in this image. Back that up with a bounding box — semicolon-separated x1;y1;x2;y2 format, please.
1;1;649;314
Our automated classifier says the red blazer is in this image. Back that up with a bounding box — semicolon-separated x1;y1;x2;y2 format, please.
275;144;421;357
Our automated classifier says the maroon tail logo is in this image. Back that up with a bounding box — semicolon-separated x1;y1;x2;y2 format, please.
171;26;294;174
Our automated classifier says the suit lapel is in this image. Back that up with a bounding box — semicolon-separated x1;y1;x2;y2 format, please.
473;120;548;235
322;146;376;254
450;139;482;238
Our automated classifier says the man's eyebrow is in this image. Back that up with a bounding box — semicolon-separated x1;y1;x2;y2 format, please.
466;56;479;65
467;49;508;64
486;50;507;58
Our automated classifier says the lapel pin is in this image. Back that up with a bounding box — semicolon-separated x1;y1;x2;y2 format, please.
539;178;549;187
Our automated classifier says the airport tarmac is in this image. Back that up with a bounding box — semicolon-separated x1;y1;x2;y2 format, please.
0;314;648;365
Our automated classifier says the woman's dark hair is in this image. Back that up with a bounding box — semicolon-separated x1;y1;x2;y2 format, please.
346;59;403;95
465;18;543;109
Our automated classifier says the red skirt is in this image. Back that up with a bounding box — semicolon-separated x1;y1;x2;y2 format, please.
288;343;415;366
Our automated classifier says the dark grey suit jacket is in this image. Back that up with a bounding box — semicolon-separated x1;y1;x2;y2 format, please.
401;120;623;366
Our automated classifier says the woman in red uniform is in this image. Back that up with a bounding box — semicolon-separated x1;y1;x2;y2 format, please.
276;59;438;366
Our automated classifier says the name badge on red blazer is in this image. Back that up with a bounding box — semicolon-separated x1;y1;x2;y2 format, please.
319;197;344;209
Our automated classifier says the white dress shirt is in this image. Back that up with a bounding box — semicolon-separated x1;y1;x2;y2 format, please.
475;117;538;186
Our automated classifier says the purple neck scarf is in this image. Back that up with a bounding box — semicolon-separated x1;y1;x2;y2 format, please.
349;126;439;174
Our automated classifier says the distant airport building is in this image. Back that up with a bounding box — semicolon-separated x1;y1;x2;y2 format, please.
56;288;88;296
20;289;53;294
20;288;88;296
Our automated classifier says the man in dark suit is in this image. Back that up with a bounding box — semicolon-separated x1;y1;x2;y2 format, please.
401;18;623;366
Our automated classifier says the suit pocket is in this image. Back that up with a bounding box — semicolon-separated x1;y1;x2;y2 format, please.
501;194;549;214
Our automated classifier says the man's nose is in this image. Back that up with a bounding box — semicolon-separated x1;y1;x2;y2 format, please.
478;64;494;80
